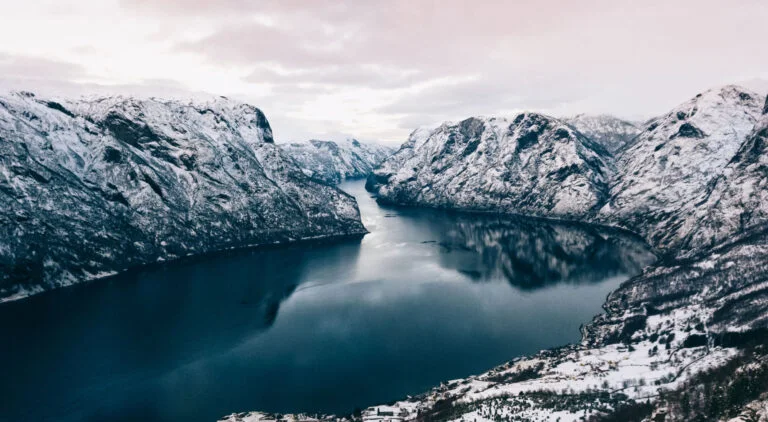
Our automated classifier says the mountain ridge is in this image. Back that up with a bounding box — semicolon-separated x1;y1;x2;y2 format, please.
366;113;613;220
0;91;367;302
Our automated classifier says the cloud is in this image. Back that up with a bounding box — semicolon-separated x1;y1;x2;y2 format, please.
2;0;768;145
150;0;567;76
161;0;768;110
0;53;88;82
120;0;262;17
373;67;614;131
175;22;341;68
0;71;204;103
244;65;430;90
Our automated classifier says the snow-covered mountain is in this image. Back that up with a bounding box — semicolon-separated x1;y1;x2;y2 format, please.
5;83;766;420
367;86;765;257
685;108;768;251
280;138;394;185
0;91;366;302
563;114;641;155
366;114;613;220
597;85;763;254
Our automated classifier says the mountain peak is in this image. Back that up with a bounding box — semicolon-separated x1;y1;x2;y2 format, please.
367;113;612;219
598;85;763;252
280;138;394;185
563;114;641;155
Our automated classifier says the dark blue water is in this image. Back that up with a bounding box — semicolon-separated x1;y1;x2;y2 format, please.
0;180;654;422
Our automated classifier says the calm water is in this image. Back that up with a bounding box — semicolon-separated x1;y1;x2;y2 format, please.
0;180;654;422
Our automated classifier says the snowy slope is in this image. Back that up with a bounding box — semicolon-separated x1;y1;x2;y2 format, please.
680;108;768;252
563;114;641;155
280;138;394;185
367;114;613;220
597;85;763;254
0;91;366;302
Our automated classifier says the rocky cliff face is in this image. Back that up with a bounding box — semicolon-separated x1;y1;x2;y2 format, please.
586;224;768;347
564;114;641;155
598;85;763;254
679;110;768;253
279;139;394;185
0;92;366;302
367;114;613;220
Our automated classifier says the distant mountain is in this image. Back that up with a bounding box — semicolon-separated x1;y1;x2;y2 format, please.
563;114;641;154
366;114;613;220
280;138;394;185
0;92;366;302
597;85;763;254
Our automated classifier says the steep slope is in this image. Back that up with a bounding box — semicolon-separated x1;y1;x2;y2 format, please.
598;85;763;253
682;107;768;252
280;138;394;185
0;91;366;302
367;113;613;220
564;114;641;155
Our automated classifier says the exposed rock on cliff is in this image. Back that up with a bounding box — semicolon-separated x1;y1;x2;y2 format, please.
367;114;613;220
598;85;763;254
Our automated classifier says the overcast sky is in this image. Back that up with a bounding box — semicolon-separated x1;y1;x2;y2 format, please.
1;0;767;144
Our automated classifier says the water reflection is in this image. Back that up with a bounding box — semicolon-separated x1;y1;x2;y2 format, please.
0;181;654;422
0;238;363;422
416;212;655;289
348;178;654;292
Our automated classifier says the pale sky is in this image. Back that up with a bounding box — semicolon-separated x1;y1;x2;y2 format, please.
1;0;767;144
